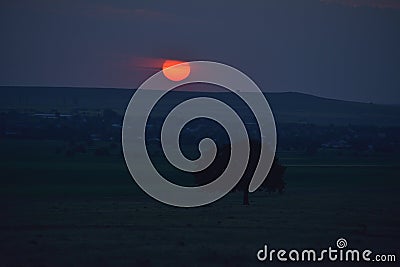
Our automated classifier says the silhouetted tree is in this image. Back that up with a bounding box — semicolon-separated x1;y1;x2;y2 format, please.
263;157;286;194
194;139;286;205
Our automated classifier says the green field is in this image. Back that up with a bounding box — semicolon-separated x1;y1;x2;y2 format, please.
1;139;399;266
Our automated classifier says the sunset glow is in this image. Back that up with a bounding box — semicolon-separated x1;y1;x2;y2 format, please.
162;60;191;81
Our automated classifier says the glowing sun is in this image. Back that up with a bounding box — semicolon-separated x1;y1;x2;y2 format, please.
162;60;190;81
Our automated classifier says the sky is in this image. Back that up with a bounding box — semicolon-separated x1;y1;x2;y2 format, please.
0;0;399;104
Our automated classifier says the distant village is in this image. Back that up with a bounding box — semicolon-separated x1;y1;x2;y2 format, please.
1;109;399;157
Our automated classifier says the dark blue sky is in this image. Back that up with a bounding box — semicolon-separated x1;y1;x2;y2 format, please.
1;0;399;104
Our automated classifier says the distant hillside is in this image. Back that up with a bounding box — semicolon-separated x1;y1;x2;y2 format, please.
1;86;399;126
267;92;400;126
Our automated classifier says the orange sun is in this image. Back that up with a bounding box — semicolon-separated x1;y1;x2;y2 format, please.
162;60;190;81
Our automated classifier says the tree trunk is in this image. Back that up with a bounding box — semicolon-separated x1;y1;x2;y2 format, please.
243;189;249;205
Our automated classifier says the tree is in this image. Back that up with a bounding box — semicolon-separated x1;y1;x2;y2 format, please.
194;139;286;205
263;158;286;194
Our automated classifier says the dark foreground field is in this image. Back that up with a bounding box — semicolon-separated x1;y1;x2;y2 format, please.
1;140;399;266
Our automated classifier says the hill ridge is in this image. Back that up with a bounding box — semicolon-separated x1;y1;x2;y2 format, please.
0;86;399;126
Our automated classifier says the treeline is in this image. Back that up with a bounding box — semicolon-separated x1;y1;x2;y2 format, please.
1;109;400;154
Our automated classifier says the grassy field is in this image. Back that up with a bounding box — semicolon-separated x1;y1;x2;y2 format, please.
1;140;399;266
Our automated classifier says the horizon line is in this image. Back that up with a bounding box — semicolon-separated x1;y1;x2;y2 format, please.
0;84;398;106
